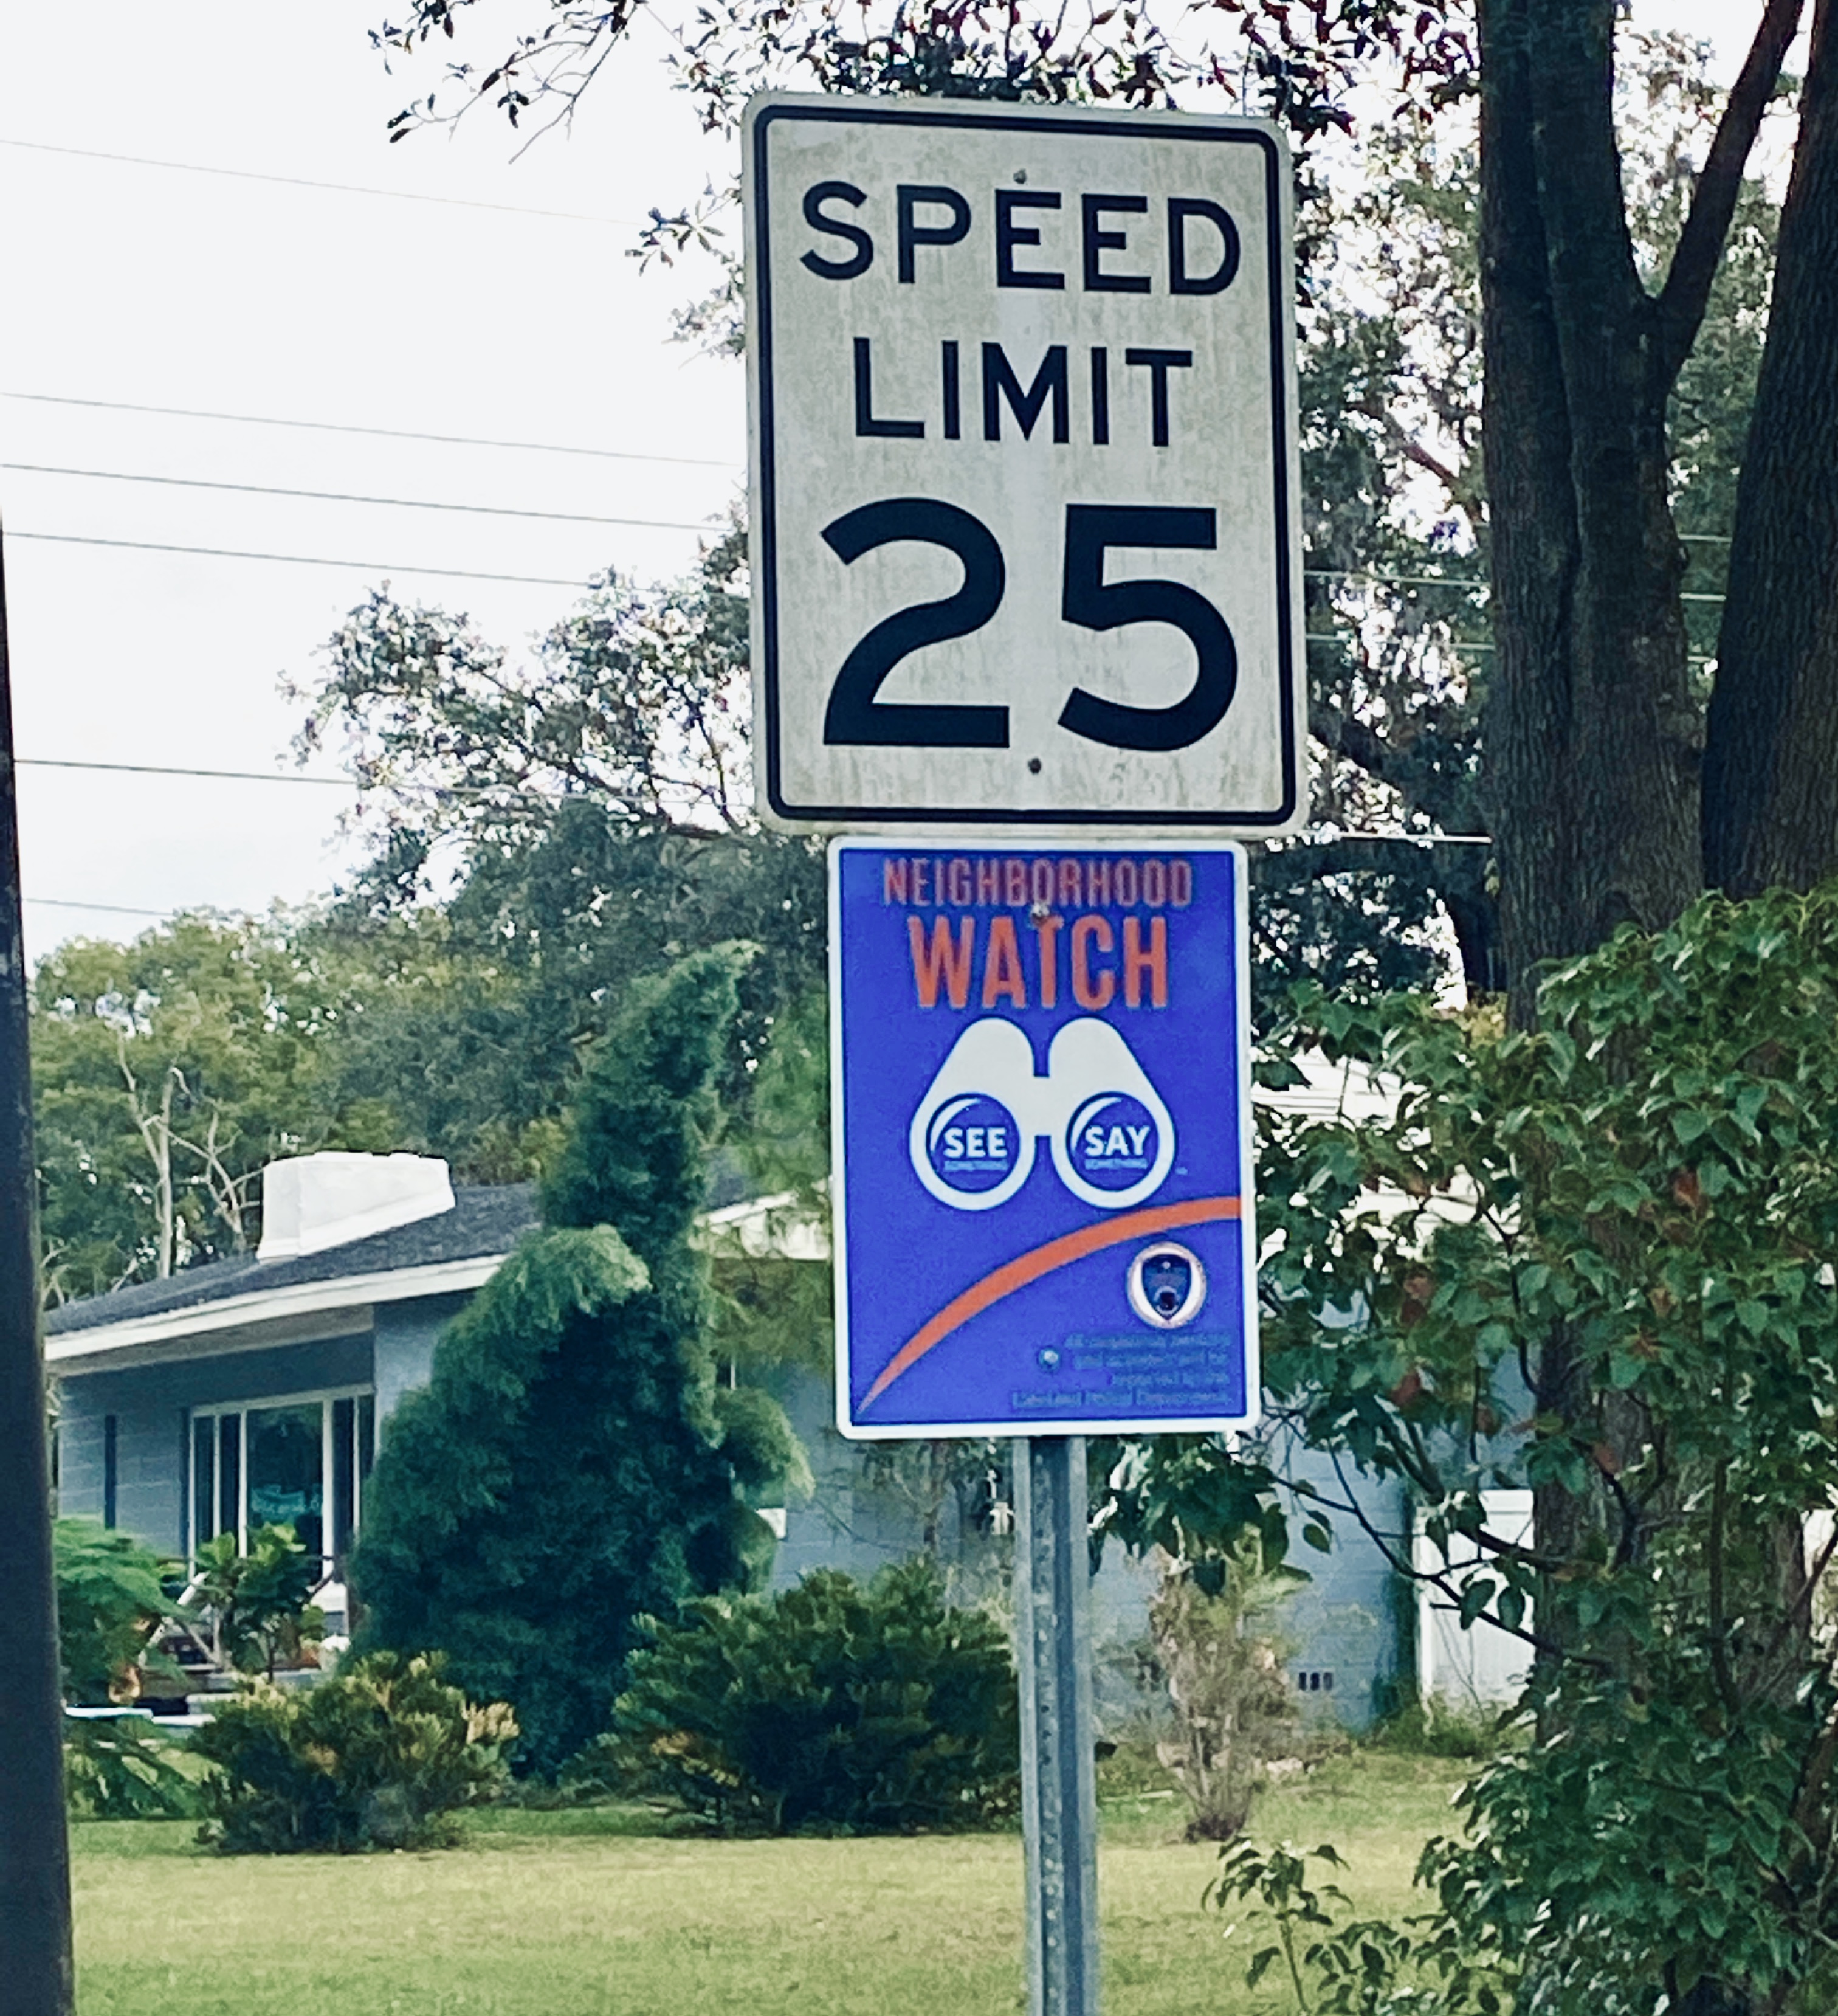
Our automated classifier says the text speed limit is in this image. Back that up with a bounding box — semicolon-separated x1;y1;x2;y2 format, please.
745;94;1304;834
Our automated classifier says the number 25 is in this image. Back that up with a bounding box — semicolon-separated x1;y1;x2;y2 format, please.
819;498;1238;754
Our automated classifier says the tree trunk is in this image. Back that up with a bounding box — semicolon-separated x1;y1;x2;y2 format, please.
1476;9;1800;2006
1675;1984;1756;2016
1693;26;1838;1996
119;1043;178;1277
1703;0;1838;897
1480;0;1703;1029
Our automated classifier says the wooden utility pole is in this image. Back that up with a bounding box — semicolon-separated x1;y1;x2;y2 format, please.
0;524;75;2015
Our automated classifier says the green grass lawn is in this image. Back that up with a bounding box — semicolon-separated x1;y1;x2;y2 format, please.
71;1752;1468;2016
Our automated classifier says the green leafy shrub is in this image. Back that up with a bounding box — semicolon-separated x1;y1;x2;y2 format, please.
1149;1542;1302;1841
1208;1838;1506;2015
53;1518;181;1705
607;1559;1018;1834
191;1524;325;1677
1241;883;1838;2011
191;1650;515;1853
64;1719;201;1820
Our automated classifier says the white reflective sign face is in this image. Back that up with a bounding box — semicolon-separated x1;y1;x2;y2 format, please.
745;94;1303;834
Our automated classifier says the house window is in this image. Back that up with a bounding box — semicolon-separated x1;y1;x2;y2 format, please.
188;1386;375;1574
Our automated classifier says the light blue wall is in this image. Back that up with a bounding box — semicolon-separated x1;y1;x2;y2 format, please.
766;1365;962;1586
53;1291;475;1562
57;1404;107;1534
1273;1445;1409;1725
762;1367;1407;1731
55;1330;374;1558
374;1294;471;1429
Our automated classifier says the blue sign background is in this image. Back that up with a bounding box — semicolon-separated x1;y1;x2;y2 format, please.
831;839;1258;1437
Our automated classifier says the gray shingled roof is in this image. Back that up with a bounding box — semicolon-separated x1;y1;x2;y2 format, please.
44;1148;762;1338
44;1184;540;1336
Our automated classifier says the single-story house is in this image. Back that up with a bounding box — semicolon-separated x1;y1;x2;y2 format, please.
47;1148;1523;1724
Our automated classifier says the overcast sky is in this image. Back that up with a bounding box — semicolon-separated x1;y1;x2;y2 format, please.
0;0;746;959
0;0;1749;961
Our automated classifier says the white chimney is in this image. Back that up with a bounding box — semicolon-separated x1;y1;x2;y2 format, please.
258;1152;455;1262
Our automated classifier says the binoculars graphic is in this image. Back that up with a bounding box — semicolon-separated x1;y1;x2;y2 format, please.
909;1017;1177;1212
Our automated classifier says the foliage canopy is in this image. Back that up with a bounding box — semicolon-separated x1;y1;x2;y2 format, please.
1228;882;1838;2013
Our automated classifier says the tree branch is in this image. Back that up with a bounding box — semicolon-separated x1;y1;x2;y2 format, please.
1315;1447;1582;1662
1652;0;1804;388
1374;407;1487;525
1310;700;1408;791
1707;1460;1741;1714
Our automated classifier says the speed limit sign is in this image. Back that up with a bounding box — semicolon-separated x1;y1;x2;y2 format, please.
743;93;1303;834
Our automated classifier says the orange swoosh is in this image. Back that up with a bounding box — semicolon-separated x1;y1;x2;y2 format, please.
858;1195;1242;1412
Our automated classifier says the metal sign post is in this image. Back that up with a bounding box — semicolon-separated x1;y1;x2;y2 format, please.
745;88;1298;2016
1016;1435;1100;2016
825;838;1259;2016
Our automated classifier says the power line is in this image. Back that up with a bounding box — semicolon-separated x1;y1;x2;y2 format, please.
22;822;1493;928
5;514;1717;605
0;136;640;229
1307;632;1716;667
18;756;540;801
7;536;1717;632
29;823;1484;919
1;464;718;533
18;756;573;805
18;758;351;789
21;751;1500;849
1309;568;1724;605
0;392;742;472
1304;829;1492;846
24;896;170;918
1310;569;1488;590
6;531;595;589
22;470;1707;601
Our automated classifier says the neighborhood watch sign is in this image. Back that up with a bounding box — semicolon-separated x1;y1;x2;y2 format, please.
744;95;1304;835
827;840;1257;1440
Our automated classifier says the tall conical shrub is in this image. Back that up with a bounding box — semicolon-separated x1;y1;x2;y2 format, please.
351;947;799;1773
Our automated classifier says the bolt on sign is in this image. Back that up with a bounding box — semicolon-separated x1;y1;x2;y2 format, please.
744;94;1304;835
828;838;1257;1438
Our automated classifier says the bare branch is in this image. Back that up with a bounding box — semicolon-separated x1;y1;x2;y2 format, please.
1652;0;1804;388
1315;1448;1580;1662
1377;409;1487;525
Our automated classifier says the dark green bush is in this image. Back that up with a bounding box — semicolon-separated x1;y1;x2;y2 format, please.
352;950;800;1776
191;1651;515;1853
607;1559;1018;1834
